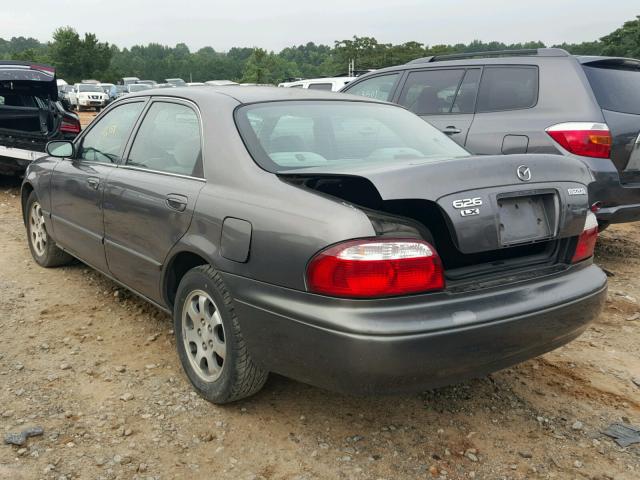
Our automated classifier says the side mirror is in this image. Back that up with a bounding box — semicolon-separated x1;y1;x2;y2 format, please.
46;140;74;158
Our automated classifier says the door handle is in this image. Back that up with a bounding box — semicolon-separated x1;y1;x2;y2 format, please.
87;177;100;190
166;194;188;212
442;126;462;135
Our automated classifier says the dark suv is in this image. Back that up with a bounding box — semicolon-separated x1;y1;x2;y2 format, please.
341;48;640;227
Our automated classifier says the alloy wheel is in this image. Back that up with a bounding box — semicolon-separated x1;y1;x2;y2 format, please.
181;290;227;382
29;202;47;257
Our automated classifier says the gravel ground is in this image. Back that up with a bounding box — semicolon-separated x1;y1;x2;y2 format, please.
0;172;639;480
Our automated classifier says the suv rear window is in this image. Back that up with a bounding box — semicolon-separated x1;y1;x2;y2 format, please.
476;66;538;112
583;62;640;115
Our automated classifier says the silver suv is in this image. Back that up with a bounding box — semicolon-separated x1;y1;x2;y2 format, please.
341;48;640;228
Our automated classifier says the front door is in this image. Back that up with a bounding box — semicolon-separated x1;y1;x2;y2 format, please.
50;100;145;271
396;68;480;146
103;100;205;303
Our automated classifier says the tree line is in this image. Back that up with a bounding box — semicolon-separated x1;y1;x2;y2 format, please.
1;15;638;85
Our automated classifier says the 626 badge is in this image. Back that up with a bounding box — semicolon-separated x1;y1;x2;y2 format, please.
452;197;483;209
452;197;482;217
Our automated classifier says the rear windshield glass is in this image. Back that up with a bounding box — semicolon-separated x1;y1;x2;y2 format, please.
235;101;470;172
583;63;640;115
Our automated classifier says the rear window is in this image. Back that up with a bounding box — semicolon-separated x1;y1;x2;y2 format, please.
235;101;470;173
476;66;538;112
583;63;640;115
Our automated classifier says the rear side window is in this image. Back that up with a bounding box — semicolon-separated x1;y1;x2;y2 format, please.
346;73;400;101
476;66;538;112
583;63;640;115
398;69;465;114
307;83;333;91
127;102;203;177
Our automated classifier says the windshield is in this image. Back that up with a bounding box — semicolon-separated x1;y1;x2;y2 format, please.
235;101;470;172
78;84;102;92
128;84;152;92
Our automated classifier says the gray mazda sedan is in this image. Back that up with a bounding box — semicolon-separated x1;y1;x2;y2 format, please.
21;87;607;403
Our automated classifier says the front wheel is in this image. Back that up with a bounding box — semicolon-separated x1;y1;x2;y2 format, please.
26;192;73;267
174;265;268;403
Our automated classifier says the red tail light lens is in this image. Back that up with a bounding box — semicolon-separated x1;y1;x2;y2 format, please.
306;238;445;298
546;122;611;159
572;212;598;263
60;117;81;134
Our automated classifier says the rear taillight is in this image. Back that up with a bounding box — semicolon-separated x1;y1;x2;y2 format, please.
572;211;598;264
60;117;81;134
306;238;445;298
546;122;611;159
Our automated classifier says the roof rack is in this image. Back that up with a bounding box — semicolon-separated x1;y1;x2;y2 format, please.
406;48;570;65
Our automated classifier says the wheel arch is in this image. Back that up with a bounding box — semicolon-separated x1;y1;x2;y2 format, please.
162;249;213;309
21;182;34;226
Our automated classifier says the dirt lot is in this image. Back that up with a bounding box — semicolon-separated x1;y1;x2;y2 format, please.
0;171;639;480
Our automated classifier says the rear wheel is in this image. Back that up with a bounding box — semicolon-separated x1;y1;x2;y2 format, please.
26;192;73;267
174;265;268;404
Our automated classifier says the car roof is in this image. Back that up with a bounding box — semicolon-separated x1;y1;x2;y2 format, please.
124;85;389;105
351;49;640;81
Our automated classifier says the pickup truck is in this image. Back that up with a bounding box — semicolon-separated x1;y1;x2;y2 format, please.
0;61;80;176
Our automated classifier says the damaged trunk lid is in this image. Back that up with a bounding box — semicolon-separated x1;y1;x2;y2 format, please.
280;154;592;281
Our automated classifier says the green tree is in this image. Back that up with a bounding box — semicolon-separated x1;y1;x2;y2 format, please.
600;15;640;58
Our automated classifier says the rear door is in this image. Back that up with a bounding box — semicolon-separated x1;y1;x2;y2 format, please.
465;65;539;155
395;68;480;146
582;59;640;184
103;99;205;302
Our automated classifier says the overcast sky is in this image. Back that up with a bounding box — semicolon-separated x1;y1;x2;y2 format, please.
2;1;637;52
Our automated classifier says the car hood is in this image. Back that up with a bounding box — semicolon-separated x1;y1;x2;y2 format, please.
279;154;594;254
0;61;57;100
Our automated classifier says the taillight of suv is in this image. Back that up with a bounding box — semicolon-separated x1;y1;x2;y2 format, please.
545;122;611;159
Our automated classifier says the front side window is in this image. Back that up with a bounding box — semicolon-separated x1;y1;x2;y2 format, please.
398;69;465;115
345;73;400;101
476;66;538;112
77;102;144;163
235;101;470;172
127;102;203;177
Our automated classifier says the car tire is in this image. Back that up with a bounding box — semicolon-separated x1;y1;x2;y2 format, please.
174;265;268;404
26;192;73;268
598;220;610;232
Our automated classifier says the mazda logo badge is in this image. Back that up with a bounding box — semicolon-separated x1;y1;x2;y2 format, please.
517;165;532;182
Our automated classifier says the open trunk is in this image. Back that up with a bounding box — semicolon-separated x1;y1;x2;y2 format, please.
280;154;592;285
0;62;61;157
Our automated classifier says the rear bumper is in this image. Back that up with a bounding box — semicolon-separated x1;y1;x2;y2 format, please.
580;156;640;224
222;264;607;394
